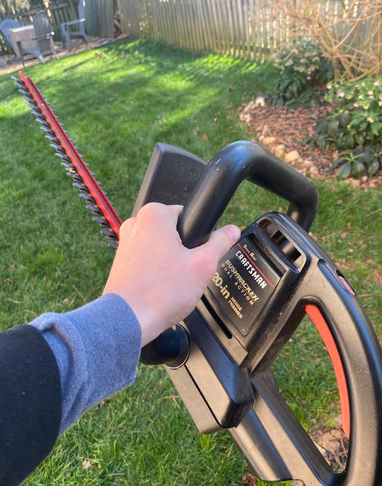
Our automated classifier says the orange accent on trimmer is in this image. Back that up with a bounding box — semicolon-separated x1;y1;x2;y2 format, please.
305;304;350;438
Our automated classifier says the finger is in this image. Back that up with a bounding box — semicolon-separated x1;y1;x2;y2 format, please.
165;204;183;224
197;225;241;261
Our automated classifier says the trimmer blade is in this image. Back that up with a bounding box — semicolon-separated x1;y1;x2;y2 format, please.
14;72;123;248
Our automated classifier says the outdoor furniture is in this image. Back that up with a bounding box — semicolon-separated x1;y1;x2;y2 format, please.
0;19;21;55
8;24;35;59
61;0;90;50
15;11;59;66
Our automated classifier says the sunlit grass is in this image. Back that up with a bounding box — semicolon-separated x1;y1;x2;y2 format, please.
0;38;381;485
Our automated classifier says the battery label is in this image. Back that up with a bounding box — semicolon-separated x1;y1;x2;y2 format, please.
208;238;281;336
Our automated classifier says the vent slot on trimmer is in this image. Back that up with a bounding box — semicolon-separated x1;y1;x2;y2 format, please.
259;219;302;264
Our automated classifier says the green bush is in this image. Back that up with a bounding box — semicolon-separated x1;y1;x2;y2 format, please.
269;38;333;109
302;77;382;179
333;144;382;179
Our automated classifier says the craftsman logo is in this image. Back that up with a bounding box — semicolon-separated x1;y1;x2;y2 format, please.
207;237;281;336
236;249;269;289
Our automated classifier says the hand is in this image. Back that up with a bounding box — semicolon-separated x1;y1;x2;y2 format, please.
103;203;241;347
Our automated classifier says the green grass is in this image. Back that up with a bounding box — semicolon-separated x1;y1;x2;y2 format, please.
0;38;381;485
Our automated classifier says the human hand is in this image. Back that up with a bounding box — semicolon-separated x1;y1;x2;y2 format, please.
103;203;241;347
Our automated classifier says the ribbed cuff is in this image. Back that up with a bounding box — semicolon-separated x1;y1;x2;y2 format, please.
30;293;142;433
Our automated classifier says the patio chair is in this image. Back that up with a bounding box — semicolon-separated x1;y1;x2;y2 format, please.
0;19;21;55
17;10;59;67
61;0;90;51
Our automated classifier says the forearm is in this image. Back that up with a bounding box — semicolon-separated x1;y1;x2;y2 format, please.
0;294;141;486
29;293;142;434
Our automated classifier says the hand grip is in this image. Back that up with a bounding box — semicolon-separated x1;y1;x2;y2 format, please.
177;141;318;249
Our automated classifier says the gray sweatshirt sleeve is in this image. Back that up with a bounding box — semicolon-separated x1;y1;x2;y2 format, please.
29;293;142;434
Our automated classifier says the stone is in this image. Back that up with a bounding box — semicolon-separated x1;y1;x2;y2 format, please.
274;144;286;158
309;166;319;178
303;159;313;168
263;136;276;145
349;178;361;188
255;96;266;107
240;113;252;124
284;150;300;163
369;179;381;188
242;100;256;114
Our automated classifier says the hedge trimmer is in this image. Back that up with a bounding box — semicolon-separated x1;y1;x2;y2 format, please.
14;72;382;486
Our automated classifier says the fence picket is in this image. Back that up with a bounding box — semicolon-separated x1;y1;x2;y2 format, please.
238;0;245;55
176;0;186;48
179;0;189;48
218;0;227;53
201;0;212;50
249;0;255;59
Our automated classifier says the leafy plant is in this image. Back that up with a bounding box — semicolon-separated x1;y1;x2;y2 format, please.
333;144;382;180
325;79;382;147
301;77;382;179
269;38;333;109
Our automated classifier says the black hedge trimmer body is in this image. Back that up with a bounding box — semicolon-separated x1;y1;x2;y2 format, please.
15;73;382;486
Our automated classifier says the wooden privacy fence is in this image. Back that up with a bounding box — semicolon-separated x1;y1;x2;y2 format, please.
117;0;376;64
118;0;290;61
85;0;114;37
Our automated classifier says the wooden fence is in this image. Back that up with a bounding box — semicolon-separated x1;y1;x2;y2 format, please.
117;0;290;61
116;0;375;63
85;0;114;37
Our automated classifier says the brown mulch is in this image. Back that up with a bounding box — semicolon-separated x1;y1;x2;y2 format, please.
311;425;349;473
239;99;382;189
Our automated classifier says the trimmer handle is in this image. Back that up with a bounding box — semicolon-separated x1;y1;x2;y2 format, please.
177;141;318;248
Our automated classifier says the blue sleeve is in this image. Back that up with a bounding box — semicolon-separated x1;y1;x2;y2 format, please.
29;293;142;434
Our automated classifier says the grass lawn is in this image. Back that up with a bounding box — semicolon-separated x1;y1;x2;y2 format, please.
1;38;382;485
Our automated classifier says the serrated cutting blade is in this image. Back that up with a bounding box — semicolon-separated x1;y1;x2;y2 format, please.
13;72;123;249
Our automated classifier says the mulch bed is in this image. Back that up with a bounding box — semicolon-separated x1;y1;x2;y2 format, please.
239;99;382;189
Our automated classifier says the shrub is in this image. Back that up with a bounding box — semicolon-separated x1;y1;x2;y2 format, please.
326;79;382;148
269;39;333;109
333;144;382;179
302;77;382;179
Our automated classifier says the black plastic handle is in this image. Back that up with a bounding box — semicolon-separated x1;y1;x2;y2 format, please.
177;141;318;249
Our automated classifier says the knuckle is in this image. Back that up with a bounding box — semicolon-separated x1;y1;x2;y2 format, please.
120;217;135;238
138;202;164;219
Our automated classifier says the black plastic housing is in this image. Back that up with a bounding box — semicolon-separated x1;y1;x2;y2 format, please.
135;142;382;486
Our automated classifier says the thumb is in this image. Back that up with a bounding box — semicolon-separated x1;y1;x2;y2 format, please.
200;225;241;261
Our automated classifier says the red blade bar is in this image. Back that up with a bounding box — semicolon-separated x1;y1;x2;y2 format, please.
19;71;123;238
